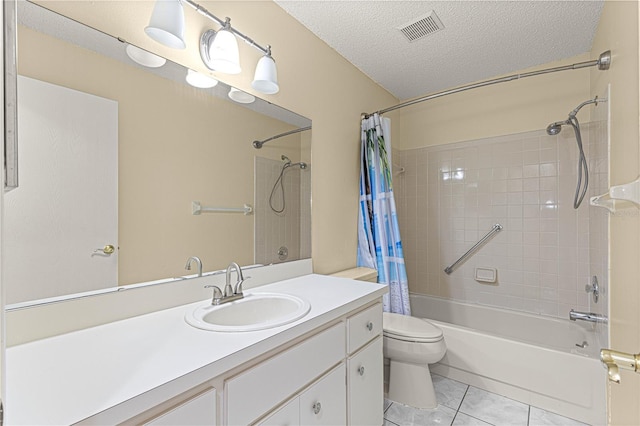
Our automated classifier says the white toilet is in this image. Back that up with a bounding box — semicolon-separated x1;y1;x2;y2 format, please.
383;312;446;409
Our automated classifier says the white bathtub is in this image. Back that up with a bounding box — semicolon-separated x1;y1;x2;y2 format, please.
410;293;606;425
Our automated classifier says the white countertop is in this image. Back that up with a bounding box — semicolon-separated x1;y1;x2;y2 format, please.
6;274;386;425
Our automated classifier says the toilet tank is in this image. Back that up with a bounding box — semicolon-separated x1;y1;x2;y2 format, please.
330;267;378;283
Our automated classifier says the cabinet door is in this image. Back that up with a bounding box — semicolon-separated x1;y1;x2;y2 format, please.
144;388;216;425
299;364;346;425
348;336;383;426
258;398;300;426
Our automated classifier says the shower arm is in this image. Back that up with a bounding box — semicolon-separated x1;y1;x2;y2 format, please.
569;97;600;118
363;51;611;119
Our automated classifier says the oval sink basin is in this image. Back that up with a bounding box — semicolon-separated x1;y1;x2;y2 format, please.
185;292;311;332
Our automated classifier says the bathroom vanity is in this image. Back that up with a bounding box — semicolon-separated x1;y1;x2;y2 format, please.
6;274;386;425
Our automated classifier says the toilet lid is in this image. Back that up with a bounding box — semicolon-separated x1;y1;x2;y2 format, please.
383;312;443;342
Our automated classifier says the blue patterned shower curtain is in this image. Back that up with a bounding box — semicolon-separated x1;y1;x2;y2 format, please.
357;114;411;315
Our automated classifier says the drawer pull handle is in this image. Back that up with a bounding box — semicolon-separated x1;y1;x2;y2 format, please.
358;365;365;376
366;321;374;331
312;401;322;415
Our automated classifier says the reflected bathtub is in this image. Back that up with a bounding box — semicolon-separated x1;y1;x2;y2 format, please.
410;293;606;425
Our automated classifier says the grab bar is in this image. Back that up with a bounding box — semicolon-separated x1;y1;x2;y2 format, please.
192;201;253;215
444;223;503;275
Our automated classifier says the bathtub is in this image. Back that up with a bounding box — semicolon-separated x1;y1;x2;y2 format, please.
410;293;606;425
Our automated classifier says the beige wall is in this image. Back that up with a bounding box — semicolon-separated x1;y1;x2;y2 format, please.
590;1;640;425
397;53;592;149
33;0;398;276
18;25;304;285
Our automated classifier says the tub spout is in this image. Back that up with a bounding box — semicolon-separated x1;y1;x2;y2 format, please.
600;348;640;384
569;309;607;323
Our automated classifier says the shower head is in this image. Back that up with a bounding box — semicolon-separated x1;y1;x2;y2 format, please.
546;121;566;136
252;140;263;149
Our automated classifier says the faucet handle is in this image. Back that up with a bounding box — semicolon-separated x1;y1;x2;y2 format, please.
234;276;251;295
204;285;223;305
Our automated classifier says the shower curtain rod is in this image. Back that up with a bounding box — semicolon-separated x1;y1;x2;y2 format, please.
252;125;312;149
363;50;611;119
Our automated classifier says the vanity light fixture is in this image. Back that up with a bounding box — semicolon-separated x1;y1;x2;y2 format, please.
186;69;219;88
145;0;280;94
125;44;167;68
228;88;255;104
145;0;186;49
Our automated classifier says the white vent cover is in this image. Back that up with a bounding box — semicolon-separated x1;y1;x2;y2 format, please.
397;11;444;42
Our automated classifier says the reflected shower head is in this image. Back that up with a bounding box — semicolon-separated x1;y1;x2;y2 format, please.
281;155;291;165
299;162;308;169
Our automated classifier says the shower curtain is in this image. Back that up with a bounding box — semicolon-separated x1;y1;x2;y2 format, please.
357;113;411;315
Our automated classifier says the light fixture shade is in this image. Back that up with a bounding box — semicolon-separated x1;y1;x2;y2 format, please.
207;29;241;74
125;44;167;68
186;69;219;88
252;54;279;94
145;0;186;49
228;88;255;104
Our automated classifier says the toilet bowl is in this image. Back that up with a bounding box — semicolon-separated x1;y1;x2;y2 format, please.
383;312;446;409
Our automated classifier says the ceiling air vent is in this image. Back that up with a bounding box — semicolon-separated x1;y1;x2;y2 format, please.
397;11;444;42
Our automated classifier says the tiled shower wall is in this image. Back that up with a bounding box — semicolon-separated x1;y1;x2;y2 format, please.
395;120;608;320
254;157;311;265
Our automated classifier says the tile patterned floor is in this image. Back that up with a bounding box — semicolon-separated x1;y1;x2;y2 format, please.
383;374;589;426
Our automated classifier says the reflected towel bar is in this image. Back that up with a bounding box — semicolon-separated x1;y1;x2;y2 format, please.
192;201;253;215
444;223;503;275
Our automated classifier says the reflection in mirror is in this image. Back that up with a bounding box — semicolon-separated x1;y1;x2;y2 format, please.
4;1;311;306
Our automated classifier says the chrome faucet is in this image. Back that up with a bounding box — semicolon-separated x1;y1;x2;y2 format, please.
185;256;203;277
204;262;247;305
569;309;608;323
224;262;245;298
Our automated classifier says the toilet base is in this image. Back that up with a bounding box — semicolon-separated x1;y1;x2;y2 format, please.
388;359;437;409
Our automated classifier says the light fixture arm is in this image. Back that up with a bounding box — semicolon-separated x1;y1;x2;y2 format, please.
182;0;271;56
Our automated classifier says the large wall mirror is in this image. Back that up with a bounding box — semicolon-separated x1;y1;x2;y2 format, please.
4;1;312;306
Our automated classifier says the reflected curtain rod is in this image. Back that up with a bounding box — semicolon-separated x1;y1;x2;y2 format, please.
363;50;611;119
252;126;312;149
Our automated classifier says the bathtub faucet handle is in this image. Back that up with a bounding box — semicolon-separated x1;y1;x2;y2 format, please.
585;276;600;303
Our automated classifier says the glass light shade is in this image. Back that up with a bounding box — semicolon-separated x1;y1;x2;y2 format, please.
228;88;255;104
186;69;219;88
145;0;186;49
125;45;166;68
208;29;241;74
252;55;279;94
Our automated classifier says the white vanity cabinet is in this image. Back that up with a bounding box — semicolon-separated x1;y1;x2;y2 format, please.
8;274;387;426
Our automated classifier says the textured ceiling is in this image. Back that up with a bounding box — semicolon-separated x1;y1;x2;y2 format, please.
274;1;605;100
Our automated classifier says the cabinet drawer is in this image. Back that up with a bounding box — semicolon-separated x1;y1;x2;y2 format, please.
299;364;346;425
348;336;383;426
144;388;216;425
347;303;382;353
226;323;345;425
